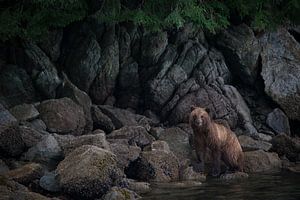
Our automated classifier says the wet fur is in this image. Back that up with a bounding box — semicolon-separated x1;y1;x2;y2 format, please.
189;107;244;176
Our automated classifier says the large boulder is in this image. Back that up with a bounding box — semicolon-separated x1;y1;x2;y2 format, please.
91;105;115;133
0;104;25;157
99;105;140;129
244;150;282;173
22;41;61;98
107;126;155;149
102;186;141;200
37;98;86;135
54;131;110;156
4;163;43;185
99;105;154;130
109;141;141;170
121;178;151;194
266;108;291;135
56;145;122;199
0;179;51;200
22;135;63;166
238;135;272;152
158;127;192;162
19;125;48;148
57;73;93;133
270;134;300;162
126;149;179;182
214;24;260;84
0;65;36;108
9;104;39;122
39;171;61;193
260;28;300;120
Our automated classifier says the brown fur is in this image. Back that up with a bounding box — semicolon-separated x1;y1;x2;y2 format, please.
189;106;244;176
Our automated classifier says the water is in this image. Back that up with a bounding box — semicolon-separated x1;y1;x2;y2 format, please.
142;173;300;200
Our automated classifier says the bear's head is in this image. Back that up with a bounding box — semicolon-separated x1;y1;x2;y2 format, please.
189;106;211;129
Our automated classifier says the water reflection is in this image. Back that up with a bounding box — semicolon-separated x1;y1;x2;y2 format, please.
142;173;300;200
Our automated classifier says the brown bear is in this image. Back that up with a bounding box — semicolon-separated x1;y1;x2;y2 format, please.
189;106;244;176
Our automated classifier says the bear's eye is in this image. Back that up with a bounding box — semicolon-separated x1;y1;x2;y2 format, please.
201;116;204;119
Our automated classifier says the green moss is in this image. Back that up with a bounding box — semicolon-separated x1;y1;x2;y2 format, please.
120;188;132;200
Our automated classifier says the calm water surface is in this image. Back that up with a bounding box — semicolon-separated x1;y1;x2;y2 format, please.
142;173;300;200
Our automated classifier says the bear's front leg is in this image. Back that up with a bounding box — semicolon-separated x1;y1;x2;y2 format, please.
194;138;206;173
195;149;206;172
211;150;221;177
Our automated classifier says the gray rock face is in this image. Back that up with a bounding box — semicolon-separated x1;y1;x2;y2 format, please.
238;135;272;151
260;28;300;120
140;32;168;67
22;135;62;166
22;41;61;98
38;29;63;62
266;108;291;135
168;84;238;128
107;126;155;149
126;149;179;182
89;25;119;104
62;33;101;92
9;104;39;121
57;73;93;133
119;24;141;65
144;42;207;110
215;24;260;84
158;127;192;162
0;104;25;157
91;105;115;133
37;98;86;135
193;48;231;85
271;134;300;162
56;145;122;199
116;60;140;109
223;85;257;135
244;150;282;173
0;65;36;108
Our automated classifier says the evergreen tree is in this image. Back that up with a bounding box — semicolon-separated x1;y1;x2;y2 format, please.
0;0;299;41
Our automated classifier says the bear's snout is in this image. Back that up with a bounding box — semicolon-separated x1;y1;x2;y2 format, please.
193;116;203;127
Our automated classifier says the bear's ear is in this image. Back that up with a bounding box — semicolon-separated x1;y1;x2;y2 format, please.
190;105;197;112
205;107;211;114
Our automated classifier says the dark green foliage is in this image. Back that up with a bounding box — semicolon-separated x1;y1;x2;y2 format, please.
0;0;299;41
0;0;88;41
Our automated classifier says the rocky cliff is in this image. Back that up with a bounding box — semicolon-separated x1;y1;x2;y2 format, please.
0;20;300;199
